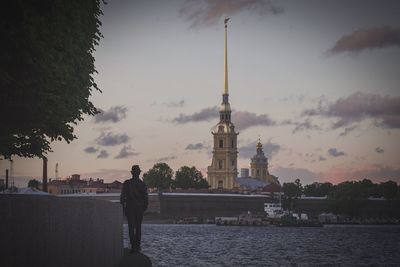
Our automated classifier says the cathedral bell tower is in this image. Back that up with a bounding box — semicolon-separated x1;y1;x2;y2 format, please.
250;139;269;180
250;138;279;184
207;18;239;190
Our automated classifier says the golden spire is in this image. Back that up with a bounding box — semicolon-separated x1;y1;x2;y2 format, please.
224;18;230;95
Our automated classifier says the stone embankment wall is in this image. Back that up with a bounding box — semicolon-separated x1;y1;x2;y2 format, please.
0;194;123;267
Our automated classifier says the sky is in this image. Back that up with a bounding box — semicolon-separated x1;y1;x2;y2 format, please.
1;0;400;187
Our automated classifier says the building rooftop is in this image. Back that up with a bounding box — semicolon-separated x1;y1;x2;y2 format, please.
235;177;268;190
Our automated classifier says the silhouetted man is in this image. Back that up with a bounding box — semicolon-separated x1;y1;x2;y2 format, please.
120;165;148;253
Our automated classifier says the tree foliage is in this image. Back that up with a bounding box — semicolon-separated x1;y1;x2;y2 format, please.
282;179;302;211
379;181;398;200
143;163;174;190
283;179;302;199
174;166;209;189
27;179;40;189
282;178;400;217
0;0;103;158
303;182;333;197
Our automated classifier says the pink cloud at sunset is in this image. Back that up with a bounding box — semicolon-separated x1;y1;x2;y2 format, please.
321;164;400;184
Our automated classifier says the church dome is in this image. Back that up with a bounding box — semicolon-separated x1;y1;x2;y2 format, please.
251;140;268;163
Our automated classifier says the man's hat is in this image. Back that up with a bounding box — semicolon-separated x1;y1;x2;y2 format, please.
131;165;141;172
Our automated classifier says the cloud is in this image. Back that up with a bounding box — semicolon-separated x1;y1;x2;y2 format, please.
94;106;128;123
270;166;319;184
233;111;277;131
328;148;346;157
180;0;283;28
84;146;98;154
329;26;400;54
80;169;131;182
157;155;177;162
115;145;139;159
97;150;109;159
291;119;321;133
96;132;130;146
321;164;400;184
164;99;185;108
282;118;321;133
339;126;357;137
239;140;280;159
172;107;279;131
302;92;400;129
185;143;206;150
173;106;218;123
375;147;384;154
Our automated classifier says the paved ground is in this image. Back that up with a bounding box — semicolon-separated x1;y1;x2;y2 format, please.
118;248;152;267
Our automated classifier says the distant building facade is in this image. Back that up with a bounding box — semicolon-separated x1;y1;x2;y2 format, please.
48;176;122;195
240;168;249;178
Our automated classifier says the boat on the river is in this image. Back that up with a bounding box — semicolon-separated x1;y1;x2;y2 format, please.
264;202;285;219
216;201;322;227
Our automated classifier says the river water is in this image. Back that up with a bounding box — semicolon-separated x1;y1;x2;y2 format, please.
123;224;400;266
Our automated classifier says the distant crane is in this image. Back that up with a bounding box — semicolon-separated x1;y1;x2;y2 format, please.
55;163;59;180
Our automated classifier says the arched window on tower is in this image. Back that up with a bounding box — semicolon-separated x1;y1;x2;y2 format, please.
219;139;223;148
231;140;234;148
218;160;223;169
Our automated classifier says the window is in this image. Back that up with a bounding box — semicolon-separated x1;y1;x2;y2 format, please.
218;180;223;189
231;140;234;148
256;169;260;176
219;139;223;148
232;160;235;166
219;160;223;169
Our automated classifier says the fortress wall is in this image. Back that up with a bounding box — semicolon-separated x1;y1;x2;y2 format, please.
0;194;123;267
159;194;269;219
294;198;400;218
294;199;335;216
157;194;400;219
